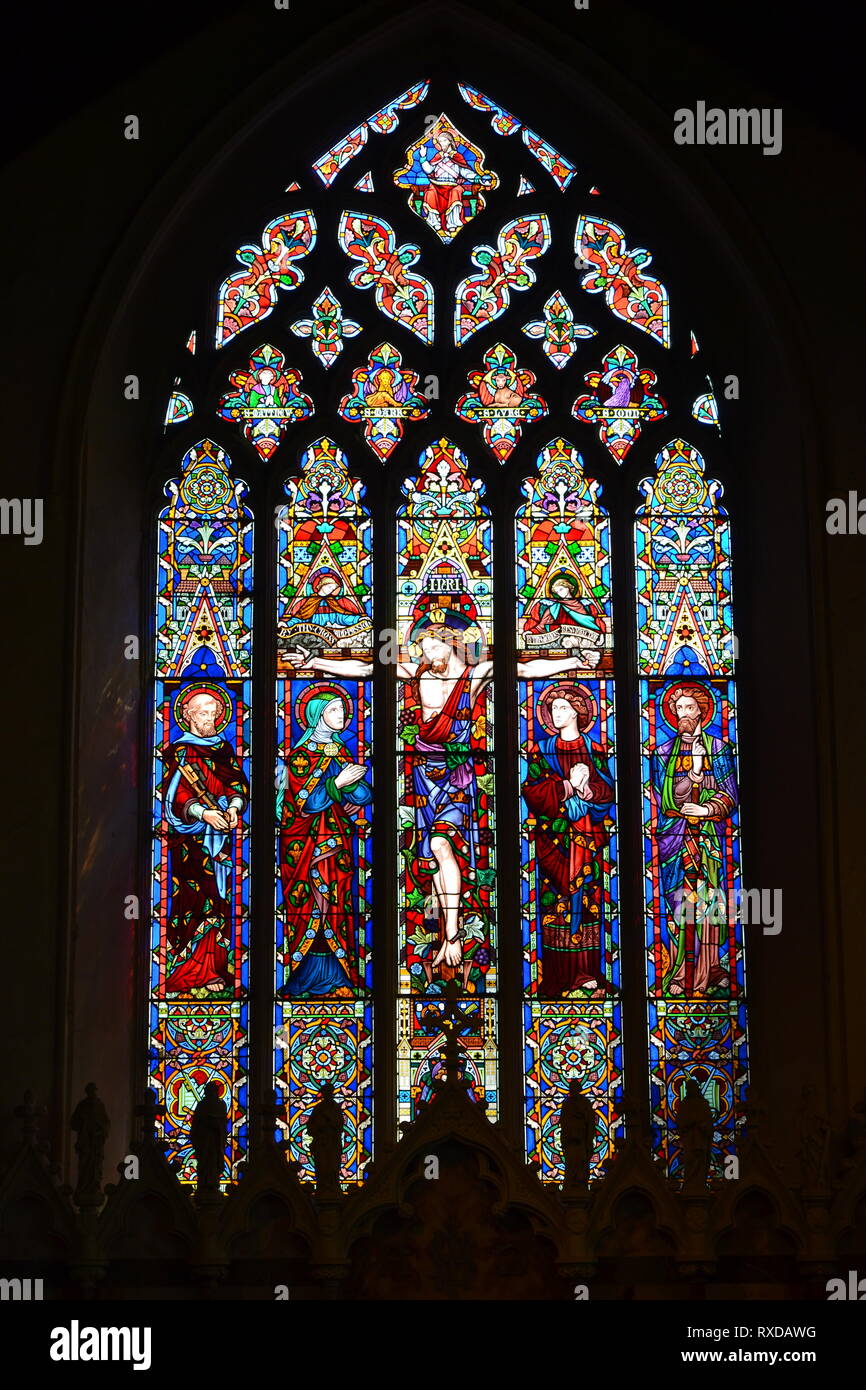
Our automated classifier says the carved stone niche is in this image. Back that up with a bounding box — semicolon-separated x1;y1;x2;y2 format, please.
224;1192;315;1297
343;1140;567;1300
594;1189;680;1294
101;1191;194;1296
714;1189;801;1291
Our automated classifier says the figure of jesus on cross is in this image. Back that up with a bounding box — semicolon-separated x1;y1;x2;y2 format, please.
396;604;589;978
286;599;584;984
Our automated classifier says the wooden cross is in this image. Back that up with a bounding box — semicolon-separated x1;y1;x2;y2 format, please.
436;979;475;1087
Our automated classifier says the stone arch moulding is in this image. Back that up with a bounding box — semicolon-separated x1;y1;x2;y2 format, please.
59;0;833;1190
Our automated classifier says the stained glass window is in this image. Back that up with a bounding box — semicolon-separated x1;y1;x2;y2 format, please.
396;439;498;1124
149;440;253;1184
635;440;747;1176
517;439;622;1180
148;77;749;1188
275;438;375;1182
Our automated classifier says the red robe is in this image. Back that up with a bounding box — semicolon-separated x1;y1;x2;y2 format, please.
279;740;368;992
422;148;472;222
523;735;613;995
162;738;248;995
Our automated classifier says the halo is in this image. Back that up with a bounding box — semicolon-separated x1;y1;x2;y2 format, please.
173;682;232;734
545;568;580;597
310;567;343;594
536;681;598;736
295;682;353;731
659;680;718;731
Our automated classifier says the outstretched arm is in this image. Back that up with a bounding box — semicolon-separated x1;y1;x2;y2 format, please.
517;654;586;677
310;656;374;678
285;648;374;678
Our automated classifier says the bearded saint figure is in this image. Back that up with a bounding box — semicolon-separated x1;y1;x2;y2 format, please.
419;131;479;235
162;688;248;995
653;682;738;995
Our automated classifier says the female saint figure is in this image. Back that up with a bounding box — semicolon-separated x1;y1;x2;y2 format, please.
522;683;615;995
278;686;371;998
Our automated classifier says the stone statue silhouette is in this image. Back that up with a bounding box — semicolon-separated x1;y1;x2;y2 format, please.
676;1078;714;1193
796;1084;830;1190
306;1081;344;1196
70;1082;110;1205
559;1080;597;1189
190;1081;228;1194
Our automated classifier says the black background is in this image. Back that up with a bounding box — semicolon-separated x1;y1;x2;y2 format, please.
4;0;861;157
